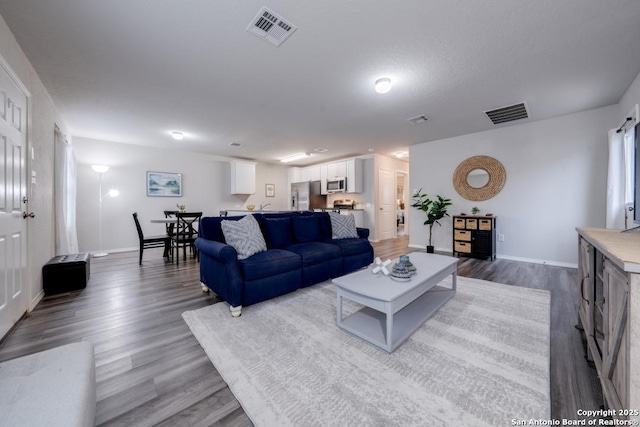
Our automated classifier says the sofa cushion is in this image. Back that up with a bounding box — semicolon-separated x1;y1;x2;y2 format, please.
239;249;300;280
317;213;333;239
292;216;321;243
221;214;267;260
287;242;341;266
324;237;372;257
261;217;293;249
329;212;359;239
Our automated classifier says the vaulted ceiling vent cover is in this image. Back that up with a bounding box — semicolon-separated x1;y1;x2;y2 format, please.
246;7;297;47
484;102;529;125
407;115;429;125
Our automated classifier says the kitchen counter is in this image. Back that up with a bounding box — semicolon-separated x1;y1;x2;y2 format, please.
221;210;292;216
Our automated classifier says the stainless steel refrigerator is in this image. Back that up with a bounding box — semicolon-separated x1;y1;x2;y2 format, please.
291;181;326;210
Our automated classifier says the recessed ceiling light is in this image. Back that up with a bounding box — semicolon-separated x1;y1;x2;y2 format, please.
395;151;406;158
313;148;328;153
375;78;392;94
229;142;243;147
280;152;311;163
171;131;184;140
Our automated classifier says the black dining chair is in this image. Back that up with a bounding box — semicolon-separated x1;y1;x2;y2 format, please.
163;210;179;237
172;212;202;265
132;212;171;265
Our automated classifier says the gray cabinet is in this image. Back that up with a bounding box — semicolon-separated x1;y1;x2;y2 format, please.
577;228;639;422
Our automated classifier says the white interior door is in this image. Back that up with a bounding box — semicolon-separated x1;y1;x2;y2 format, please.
0;60;28;339
378;167;395;240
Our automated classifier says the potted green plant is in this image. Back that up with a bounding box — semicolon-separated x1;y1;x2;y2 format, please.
411;189;452;253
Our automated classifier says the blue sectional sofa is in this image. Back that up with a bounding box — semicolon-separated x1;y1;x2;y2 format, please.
196;211;373;316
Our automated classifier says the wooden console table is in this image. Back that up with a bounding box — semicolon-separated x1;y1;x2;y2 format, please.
576;227;640;421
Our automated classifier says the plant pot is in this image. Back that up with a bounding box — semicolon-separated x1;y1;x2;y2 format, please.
426;245;435;253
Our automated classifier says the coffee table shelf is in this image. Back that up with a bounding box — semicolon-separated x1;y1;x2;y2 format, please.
333;253;458;353
339;285;455;351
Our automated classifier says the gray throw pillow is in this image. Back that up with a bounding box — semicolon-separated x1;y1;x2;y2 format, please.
221;214;267;260
329;212;359;239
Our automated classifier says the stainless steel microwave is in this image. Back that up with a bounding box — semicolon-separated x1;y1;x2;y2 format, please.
327;177;346;193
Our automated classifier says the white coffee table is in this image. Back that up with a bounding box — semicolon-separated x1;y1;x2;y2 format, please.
332;253;457;353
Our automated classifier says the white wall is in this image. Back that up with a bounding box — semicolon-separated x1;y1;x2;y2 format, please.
409;105;617;267
0;14;70;310
73;137;289;253
619;71;640;122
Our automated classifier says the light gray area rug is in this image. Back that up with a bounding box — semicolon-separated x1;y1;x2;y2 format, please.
182;277;550;426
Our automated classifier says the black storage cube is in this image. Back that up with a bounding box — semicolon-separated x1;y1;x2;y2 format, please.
42;253;90;295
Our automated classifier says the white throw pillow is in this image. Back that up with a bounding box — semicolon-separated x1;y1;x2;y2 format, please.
221;214;267;260
329;212;359;239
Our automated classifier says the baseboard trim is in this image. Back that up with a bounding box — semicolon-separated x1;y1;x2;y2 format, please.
495;254;577;269
29;290;44;312
407;244;577;269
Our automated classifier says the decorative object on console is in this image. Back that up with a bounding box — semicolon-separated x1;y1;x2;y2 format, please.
176;203;186;212
398;254;416;275
411;189;452;253
389;262;412;281
453;156;506;201
371;257;391;276
471;206;480;215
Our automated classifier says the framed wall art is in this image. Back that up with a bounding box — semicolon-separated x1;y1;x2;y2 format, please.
265;183;275;197
147;171;182;197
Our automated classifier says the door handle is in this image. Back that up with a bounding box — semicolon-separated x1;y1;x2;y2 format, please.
22;212;35;218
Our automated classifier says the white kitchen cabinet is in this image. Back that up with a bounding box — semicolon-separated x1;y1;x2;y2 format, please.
327;161;346;179
299;165;321;182
345;159;363;193
288;167;301;184
306;165;321;181
230;160;256;194
320;164;328;195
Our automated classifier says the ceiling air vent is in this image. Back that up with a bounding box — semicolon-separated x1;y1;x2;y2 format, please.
246;6;297;47
484;102;529;125
407;115;429;125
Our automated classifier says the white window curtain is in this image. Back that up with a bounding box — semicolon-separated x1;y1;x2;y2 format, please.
623;127;636;228
606;125;636;229
54;126;78;254
606;129;626;229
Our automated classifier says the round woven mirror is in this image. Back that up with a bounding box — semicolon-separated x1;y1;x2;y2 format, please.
453;156;506;201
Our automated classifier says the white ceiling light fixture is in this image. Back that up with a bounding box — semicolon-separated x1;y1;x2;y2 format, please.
375;78;392;94
280;152;311;163
171;131;184;140
313;148;328;153
395;151;406;158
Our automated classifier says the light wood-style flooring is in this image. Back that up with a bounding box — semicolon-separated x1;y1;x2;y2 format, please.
0;236;602;425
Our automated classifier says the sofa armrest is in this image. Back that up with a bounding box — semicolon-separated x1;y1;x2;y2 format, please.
356;227;370;239
195;238;244;307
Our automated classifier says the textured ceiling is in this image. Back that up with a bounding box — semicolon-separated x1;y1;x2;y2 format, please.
1;1;640;165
